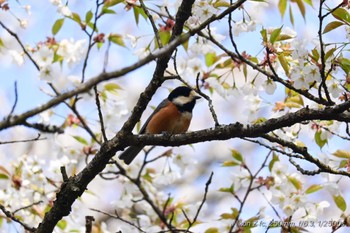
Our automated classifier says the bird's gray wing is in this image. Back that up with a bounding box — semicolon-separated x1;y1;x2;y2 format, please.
119;98;169;165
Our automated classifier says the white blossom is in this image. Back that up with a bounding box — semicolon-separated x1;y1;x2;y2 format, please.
56;39;86;66
262;78;277;94
8;50;24;66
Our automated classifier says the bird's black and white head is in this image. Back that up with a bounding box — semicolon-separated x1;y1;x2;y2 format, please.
168;86;201;112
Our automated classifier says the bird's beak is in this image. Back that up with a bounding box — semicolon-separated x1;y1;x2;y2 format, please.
194;95;201;100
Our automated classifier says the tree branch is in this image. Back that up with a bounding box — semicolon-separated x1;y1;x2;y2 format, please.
0;204;37;232
126;102;350;147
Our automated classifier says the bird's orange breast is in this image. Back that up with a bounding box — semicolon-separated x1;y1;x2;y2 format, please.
146;102;192;134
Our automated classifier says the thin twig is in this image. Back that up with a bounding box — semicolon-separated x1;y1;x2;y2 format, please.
13;201;43;215
0;204;36;232
90;208;146;233
94;85;107;142
139;0;162;48
0;21;40;70
185;172;214;232
0;134;45;145
195;73;220;126
317;0;334;104
8;81;18;117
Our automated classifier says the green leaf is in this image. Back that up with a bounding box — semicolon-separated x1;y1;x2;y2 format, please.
0;38;4;48
285;94;304;109
323;21;344;34
85;10;93;23
289;5;294;26
104;0;123;7
222;160;239;167
310;48;320;62
333;195;347;212
219;185;234;193
72;136;88;145
0;174;9;179
315;131;327;149
159;30;171;46
305;184;323;194
332;150;350;159
231;149;243;162
101;7;116;15
332;8;350;24
52;18;65;35
295;0;306;19
339;57;350;75
205;52;217;67
260;28;267;43
278;53;289;76
108;34;125;47
133;6;147;25
269;153;279;172
269;26;282;44
71;12;82;24
213;0;231;7
303;0;313;6
287;176;302;190
220;208;238;219
278;0;287;17
205;228;219;233
57;219;67;230
325;47;337;61
104;83;122;92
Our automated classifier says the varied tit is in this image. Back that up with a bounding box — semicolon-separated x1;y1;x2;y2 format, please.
119;86;201;165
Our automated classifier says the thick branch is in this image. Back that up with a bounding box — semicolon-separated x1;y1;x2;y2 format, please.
0;0;246;132
126;102;350;146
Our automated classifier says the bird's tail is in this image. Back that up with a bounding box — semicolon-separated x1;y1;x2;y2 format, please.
119;145;144;165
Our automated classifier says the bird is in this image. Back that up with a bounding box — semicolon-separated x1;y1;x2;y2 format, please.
119;86;201;165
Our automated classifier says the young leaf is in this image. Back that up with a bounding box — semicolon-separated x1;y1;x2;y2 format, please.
310;48;320;62
287;176;302;190
333;194;347;212
332;8;350;24
278;53;289;75
104;0;123;7
278;0;287;17
57;219;67;230
339;57;350;75
231;149;243;162
303;0;313;6
305;184;323;194
323;21;344;34
133;6;147;25
260;28;267;43
85;10;93;23
295;0;306;19
269;26;282;44
205;228;219;233
205;52;217;67
269;153;279;171
52;18;65;35
332;150;350;159
159;30;171;45
289;5;294;26
222;160;239;167
73;136;88;145
315;131;327;149
325;47;337;61
104;83;121;95
101;7;116;15
71;12;82;24
108;34;125;47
